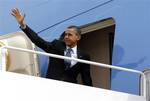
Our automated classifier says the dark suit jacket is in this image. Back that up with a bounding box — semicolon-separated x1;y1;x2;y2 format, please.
21;25;92;86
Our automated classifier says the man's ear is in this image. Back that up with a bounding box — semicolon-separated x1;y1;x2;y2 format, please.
77;35;81;41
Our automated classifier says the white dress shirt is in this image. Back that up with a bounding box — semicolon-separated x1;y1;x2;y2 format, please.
64;46;78;67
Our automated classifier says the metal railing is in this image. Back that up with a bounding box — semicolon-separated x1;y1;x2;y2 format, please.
0;45;147;98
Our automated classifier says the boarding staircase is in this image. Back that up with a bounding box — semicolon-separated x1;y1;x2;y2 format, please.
0;32;149;101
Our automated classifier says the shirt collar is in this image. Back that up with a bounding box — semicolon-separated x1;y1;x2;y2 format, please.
66;46;77;54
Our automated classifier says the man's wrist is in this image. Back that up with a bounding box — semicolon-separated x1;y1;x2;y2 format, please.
20;24;26;29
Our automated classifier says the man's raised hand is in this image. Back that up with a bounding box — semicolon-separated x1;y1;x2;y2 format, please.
11;8;26;27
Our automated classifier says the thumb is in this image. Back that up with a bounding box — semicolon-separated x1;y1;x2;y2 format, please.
22;13;26;20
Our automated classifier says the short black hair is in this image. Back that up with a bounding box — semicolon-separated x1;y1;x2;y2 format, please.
67;25;81;36
59;25;81;40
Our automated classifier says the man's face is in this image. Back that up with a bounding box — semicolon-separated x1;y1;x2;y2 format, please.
64;28;80;48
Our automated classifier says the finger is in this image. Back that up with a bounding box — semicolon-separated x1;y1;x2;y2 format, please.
22;13;26;20
16;8;20;13
11;12;15;17
11;11;16;16
11;8;17;14
23;13;26;18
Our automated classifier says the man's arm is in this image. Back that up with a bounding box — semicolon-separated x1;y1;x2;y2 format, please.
11;8;57;52
21;25;57;52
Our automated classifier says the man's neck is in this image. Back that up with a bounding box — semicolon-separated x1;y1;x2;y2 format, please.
67;44;77;48
66;45;77;49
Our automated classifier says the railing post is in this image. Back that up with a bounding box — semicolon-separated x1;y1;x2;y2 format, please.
141;70;150;101
0;47;6;71
141;73;147;99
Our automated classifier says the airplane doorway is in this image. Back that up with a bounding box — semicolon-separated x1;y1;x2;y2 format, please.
78;18;115;89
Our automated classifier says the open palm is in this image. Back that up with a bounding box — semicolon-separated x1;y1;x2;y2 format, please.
11;8;25;26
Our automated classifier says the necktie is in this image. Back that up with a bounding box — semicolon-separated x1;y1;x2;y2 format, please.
65;48;72;69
